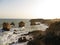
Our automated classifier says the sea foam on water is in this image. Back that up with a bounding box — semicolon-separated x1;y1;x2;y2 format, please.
0;23;48;45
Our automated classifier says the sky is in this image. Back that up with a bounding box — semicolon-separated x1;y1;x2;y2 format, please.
0;0;60;19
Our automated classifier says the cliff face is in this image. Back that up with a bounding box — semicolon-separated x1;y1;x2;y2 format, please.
30;19;44;25
46;21;60;36
30;19;60;26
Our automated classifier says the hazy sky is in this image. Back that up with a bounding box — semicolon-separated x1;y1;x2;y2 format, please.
0;0;60;19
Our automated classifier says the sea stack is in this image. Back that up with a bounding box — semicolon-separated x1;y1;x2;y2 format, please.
18;21;25;27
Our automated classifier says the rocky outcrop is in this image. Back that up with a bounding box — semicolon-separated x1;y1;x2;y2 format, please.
28;30;46;38
30;19;60;26
27;21;60;45
18;21;25;27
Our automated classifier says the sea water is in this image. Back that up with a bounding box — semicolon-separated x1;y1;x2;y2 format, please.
0;19;48;45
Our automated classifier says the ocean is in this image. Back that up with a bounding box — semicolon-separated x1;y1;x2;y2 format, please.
0;19;49;45
0;19;30;27
0;19;48;31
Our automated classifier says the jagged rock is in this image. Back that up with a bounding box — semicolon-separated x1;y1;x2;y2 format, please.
18;21;25;27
